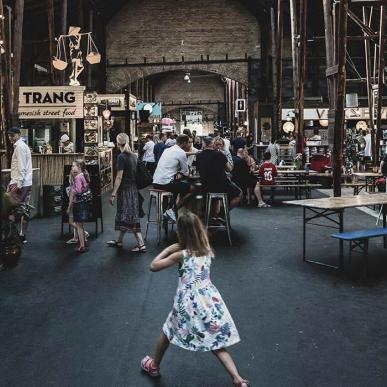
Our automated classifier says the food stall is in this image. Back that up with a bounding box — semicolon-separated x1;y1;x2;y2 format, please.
18;86;86;186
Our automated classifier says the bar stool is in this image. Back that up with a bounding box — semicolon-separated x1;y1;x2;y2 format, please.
145;189;174;245
204;193;232;246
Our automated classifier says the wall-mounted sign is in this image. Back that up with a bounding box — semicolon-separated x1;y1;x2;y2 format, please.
97;94;126;111
129;94;137;111
19;86;85;119
136;102;162;118
235;99;246;112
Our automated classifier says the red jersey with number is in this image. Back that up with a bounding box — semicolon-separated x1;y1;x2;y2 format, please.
258;162;278;185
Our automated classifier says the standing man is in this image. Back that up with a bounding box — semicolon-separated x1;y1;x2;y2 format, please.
7;127;33;243
142;135;156;175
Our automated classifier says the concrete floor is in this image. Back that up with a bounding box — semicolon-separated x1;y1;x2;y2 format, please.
1;193;387;387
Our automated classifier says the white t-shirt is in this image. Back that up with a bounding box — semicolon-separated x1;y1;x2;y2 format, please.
364;134;372;158
143;140;155;163
153;145;189;185
10;139;32;188
188;145;199;167
223;138;231;152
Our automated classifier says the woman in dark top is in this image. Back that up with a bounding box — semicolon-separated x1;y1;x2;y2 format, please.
106;133;146;252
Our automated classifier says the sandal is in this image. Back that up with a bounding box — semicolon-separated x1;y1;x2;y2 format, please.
258;202;271;208
131;245;146;253
66;238;79;245
106;240;123;248
76;246;88;253
234;379;250;387
140;355;160;377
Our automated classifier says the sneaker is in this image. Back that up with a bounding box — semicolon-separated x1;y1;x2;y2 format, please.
164;208;176;222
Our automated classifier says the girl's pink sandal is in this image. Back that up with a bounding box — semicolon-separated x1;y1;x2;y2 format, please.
140;355;160;377
234;380;250;387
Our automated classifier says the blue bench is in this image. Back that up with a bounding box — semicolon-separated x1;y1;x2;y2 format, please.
332;228;387;275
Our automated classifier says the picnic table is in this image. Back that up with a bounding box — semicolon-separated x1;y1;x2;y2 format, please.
284;194;387;269
352;172;382;192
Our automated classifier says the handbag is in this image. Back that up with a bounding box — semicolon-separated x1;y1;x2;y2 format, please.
77;190;93;203
136;160;152;189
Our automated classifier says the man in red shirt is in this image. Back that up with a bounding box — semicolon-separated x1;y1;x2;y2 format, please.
258;151;278;185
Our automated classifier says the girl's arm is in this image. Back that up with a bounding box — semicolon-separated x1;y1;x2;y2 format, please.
150;244;183;272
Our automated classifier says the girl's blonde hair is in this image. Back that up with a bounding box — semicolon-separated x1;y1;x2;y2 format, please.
73;159;90;183
177;211;214;257
116;133;132;154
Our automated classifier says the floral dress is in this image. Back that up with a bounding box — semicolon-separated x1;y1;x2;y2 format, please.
163;250;240;352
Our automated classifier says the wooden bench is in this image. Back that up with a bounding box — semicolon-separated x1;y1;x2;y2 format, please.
332;228;387;275
342;182;367;195
261;183;322;200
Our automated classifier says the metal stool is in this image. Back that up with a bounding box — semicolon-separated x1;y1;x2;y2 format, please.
145;189;174;245
205;193;232;246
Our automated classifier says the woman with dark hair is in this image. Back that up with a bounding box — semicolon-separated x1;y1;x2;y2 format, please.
107;133;146;252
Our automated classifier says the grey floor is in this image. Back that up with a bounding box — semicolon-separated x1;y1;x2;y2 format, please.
1;193;387;387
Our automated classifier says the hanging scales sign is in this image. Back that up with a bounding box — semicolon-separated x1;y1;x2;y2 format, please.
19;86;85;119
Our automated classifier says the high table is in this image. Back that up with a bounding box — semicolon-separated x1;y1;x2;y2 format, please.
285;194;387;269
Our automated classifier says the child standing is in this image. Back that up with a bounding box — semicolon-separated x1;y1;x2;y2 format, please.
66;169;89;245
67;160;91;253
141;211;249;386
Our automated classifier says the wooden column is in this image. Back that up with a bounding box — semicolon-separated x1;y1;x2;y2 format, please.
297;0;306;154
375;5;385;163
47;0;56;85
11;0;24;127
289;0;298;103
275;0;284;139
87;10;93;89
270;7;278;138
323;0;335;107
363;6;375;160
332;0;349;197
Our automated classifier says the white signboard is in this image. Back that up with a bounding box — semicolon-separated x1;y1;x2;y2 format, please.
19;86;85;119
282;107;387;121
235;99;246;112
97;94;126;111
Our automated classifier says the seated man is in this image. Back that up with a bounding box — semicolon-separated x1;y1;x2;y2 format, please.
258;151;278;186
153;134;192;221
232;148;270;208
196;136;241;210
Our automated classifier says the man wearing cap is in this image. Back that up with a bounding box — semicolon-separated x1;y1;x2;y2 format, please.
7;127;33;242
60;134;74;153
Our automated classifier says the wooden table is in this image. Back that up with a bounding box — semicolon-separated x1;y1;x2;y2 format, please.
285;194;387;269
352;172;383;193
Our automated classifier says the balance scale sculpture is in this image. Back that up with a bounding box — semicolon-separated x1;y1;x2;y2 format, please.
52;26;101;86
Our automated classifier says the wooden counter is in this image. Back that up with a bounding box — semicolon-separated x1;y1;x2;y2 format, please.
31;153;84;185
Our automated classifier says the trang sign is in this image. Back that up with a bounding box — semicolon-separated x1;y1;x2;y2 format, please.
19;86;85;119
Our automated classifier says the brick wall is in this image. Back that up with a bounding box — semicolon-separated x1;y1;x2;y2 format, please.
106;0;260;91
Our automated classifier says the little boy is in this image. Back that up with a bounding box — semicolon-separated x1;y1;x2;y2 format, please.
258;151;278;185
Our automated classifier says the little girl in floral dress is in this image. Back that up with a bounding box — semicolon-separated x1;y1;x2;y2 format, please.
141;211;249;386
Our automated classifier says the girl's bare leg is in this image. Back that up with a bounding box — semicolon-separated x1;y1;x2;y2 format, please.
153;331;170;366
212;349;247;385
77;223;85;247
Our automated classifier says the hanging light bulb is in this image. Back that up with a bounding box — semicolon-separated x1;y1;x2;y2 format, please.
184;73;190;81
187;78;191;84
